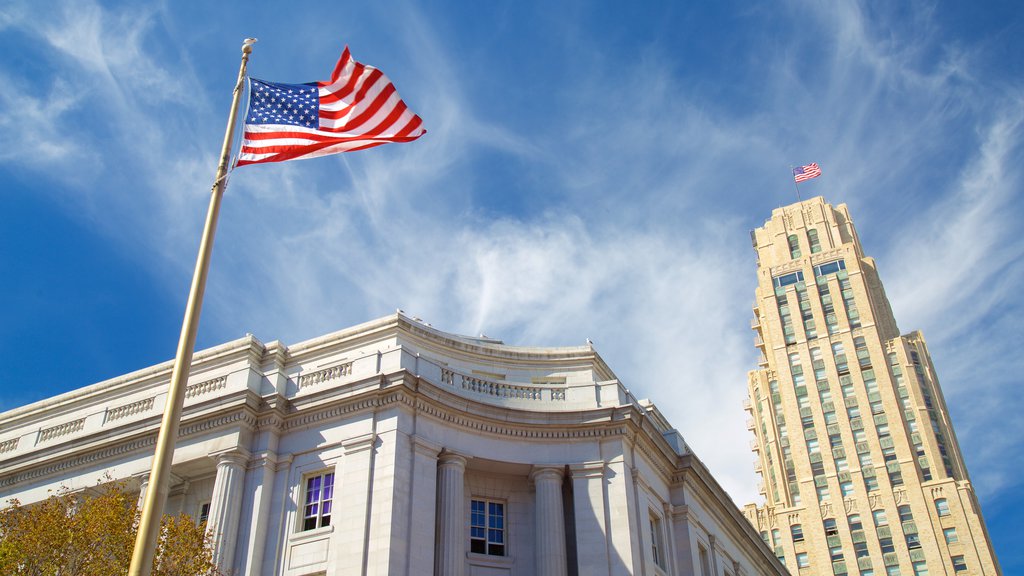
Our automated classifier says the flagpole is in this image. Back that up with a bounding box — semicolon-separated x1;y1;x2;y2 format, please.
128;38;255;576
790;165;802;201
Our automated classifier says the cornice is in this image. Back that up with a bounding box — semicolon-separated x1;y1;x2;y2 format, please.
0;408;256;489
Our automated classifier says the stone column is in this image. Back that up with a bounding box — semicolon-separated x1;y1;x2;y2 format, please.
532;466;567;576
436;452;467;576
134;471;150;510
207;449;249;572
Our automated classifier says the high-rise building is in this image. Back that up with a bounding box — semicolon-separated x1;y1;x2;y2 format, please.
742;197;1001;576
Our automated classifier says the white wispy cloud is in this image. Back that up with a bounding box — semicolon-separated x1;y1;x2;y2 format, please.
2;0;1021;514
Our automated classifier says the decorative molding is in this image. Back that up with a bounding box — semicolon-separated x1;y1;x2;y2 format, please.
341;433;377;455
105;397;155;424
185;376;228;399
297;362;352;389
38;419;85;443
439;368;567;402
1;410;253;488
0;438;19;454
569;461;605;479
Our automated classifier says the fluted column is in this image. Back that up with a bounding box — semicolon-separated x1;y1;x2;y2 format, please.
207;449;249;572
531;466;567;576
436;452;467;576
134;472;150;510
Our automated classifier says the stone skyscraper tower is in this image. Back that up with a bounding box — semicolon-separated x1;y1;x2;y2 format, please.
742;197;1001;575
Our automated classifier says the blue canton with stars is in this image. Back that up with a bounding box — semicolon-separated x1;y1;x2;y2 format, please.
247;79;320;127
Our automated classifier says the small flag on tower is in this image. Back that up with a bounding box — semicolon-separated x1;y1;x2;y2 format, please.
236;46;425;166
793;163;822;183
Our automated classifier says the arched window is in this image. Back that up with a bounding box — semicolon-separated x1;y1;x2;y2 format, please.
788;234;801;259
807;228;822;253
791;523;804;542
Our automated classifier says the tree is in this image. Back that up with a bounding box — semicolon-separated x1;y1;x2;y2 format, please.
0;480;221;576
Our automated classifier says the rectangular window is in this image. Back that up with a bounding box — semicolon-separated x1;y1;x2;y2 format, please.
906;533;921;550
814;259;846;277
774;270;805;288
898;505;914;523
797;552;809;568
864;476;879;492
817;485;830;502
873;509;888;526
912;561;929;576
649;512;666;568
824;518;839;536
840;481;855;497
700;544;712;576
935;499;950;517
830;545;844;562
302;471;335;531
943;527;959;544
951;556;967;572
471;499;506;556
198;502;210;525
848;514;863;532
879;537;895;554
855;541;869;558
792;523;804;542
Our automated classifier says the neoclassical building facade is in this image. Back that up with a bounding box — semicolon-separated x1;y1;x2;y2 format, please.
0;313;784;576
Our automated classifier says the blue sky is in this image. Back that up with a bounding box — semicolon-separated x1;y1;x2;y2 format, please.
1;0;1022;569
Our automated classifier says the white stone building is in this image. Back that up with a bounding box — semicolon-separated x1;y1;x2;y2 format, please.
0;313;785;576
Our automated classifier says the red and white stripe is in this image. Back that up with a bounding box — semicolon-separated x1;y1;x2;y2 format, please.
236;47;425;166
793;162;822;183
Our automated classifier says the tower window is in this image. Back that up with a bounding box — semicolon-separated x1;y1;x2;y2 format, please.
807;229;822;253
813;259;846;278
788;234;802;259
935;498;950;517
791;523;804;542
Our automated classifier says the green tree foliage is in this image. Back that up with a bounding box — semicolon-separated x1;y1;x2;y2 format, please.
0;480;221;576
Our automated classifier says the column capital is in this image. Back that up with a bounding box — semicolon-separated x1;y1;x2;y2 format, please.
412;435;443;459
438;450;468;470
530;465;565;484
569;461;605;479
209;447;250;467
342;432;377;455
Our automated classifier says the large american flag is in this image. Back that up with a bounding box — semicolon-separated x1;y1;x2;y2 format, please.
236;47;425;166
792;162;822;183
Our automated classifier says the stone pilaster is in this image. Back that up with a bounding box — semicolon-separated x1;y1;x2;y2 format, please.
531;466;567;576
328;432;377;576
436;451;468;576
570;461;611;575
409;437;442;574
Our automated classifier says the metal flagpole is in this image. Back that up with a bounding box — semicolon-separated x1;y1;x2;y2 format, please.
128;37;256;576
790;166;802;201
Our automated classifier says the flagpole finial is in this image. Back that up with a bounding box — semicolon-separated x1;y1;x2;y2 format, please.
242;37;258;54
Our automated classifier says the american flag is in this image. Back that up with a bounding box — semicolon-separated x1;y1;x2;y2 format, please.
792;163;822;183
236;47;425;166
